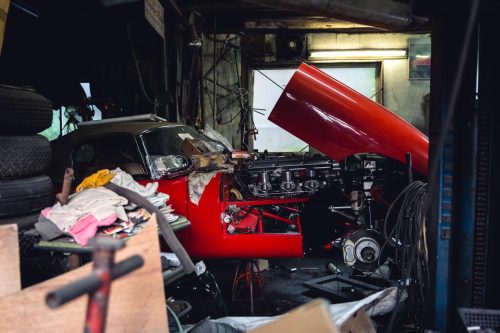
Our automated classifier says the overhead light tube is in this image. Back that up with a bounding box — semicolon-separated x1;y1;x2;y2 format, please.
309;49;408;60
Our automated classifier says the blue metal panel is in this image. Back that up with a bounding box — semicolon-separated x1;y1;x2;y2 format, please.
434;133;453;332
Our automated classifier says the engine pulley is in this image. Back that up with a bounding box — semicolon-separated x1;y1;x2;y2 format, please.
342;229;383;272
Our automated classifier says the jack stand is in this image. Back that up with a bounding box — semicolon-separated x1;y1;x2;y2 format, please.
231;260;264;315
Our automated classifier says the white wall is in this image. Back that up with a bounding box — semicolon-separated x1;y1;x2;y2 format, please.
200;32;431;150
307;33;431;133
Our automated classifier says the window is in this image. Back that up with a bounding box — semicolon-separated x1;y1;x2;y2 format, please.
252;64;380;153
39;83;103;141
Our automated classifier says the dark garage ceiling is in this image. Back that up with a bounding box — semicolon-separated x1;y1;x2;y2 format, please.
0;0;432;112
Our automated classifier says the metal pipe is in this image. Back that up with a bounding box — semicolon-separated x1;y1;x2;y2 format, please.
46;273;102;309
46;237;145;333
56;168;74;205
84;238;124;333
239;0;416;30
111;255;144;279
45;256;144;309
163;266;186;285
105;183;197;275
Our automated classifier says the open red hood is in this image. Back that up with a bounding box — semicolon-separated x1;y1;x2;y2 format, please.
268;63;429;176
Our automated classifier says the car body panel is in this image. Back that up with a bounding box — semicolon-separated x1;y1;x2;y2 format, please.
144;173;304;258
268;63;429;176
185;173;304;258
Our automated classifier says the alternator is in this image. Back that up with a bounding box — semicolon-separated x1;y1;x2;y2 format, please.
342;229;383;272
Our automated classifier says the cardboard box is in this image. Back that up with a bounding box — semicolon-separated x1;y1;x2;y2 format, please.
181;138;203;157
248;299;339;333
191;152;225;169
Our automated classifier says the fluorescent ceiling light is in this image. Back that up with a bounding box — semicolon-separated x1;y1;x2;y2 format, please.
309;49;407;60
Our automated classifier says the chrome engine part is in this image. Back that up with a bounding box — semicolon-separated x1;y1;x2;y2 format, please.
238;156;340;198
342;229;383;272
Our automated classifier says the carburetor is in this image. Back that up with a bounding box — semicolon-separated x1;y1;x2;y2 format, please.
237;156;340;198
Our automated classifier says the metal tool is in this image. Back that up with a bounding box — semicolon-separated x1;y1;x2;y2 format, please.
46;237;144;333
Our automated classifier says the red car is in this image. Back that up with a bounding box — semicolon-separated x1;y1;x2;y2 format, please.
51;63;428;269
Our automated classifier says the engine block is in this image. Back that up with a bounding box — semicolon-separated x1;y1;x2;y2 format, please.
237;156;340;198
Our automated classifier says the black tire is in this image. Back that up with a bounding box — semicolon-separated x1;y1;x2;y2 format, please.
0;85;53;135
0;213;39;230
0;176;53;217
0;135;51;179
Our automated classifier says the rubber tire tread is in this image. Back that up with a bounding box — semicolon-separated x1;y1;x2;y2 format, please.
0;176;53;217
0;135;51;179
0;213;39;230
0;86;53;135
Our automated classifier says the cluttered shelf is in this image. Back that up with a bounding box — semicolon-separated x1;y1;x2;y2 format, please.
27;167;189;255
33;215;190;254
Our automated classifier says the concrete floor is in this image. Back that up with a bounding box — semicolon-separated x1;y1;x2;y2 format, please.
169;255;412;331
199;255;372;317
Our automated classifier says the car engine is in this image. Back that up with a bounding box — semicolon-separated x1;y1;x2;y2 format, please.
236;156;341;198
235;153;408;274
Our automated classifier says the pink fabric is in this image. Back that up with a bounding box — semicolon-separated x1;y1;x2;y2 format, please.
69;213;118;246
41;207;51;218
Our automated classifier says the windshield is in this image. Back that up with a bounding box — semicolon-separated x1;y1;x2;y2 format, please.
141;125;227;179
142;125;214;156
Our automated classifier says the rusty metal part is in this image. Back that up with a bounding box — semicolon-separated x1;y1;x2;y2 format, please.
229;188;243;201
56;168;74;205
46;237;144;333
84;237;124;333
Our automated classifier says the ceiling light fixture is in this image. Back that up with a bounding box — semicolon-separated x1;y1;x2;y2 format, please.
309;49;408;60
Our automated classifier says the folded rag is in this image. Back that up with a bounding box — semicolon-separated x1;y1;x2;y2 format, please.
69;213;118;246
43;187;128;233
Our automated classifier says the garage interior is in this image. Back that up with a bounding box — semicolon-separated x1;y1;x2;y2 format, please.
0;0;498;332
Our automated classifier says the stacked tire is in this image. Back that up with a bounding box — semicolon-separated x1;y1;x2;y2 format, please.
0;85;54;230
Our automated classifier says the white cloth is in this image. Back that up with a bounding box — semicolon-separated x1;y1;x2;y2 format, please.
188;171;218;205
111;168;159;198
213;287;402;331
45;187;128;232
148;192;169;207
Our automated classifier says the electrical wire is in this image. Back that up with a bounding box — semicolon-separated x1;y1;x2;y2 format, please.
380;181;428;332
126;25;156;107
254;69;285;91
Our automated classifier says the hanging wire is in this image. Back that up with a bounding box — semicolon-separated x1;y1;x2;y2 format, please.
126;25;156;107
381;181;428;332
254;69;285;91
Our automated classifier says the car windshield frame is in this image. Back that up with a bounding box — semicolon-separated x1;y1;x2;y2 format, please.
138;125;227;179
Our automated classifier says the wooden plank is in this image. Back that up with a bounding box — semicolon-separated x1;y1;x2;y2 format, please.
0;0;9;55
0;215;168;333
0;224;21;297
